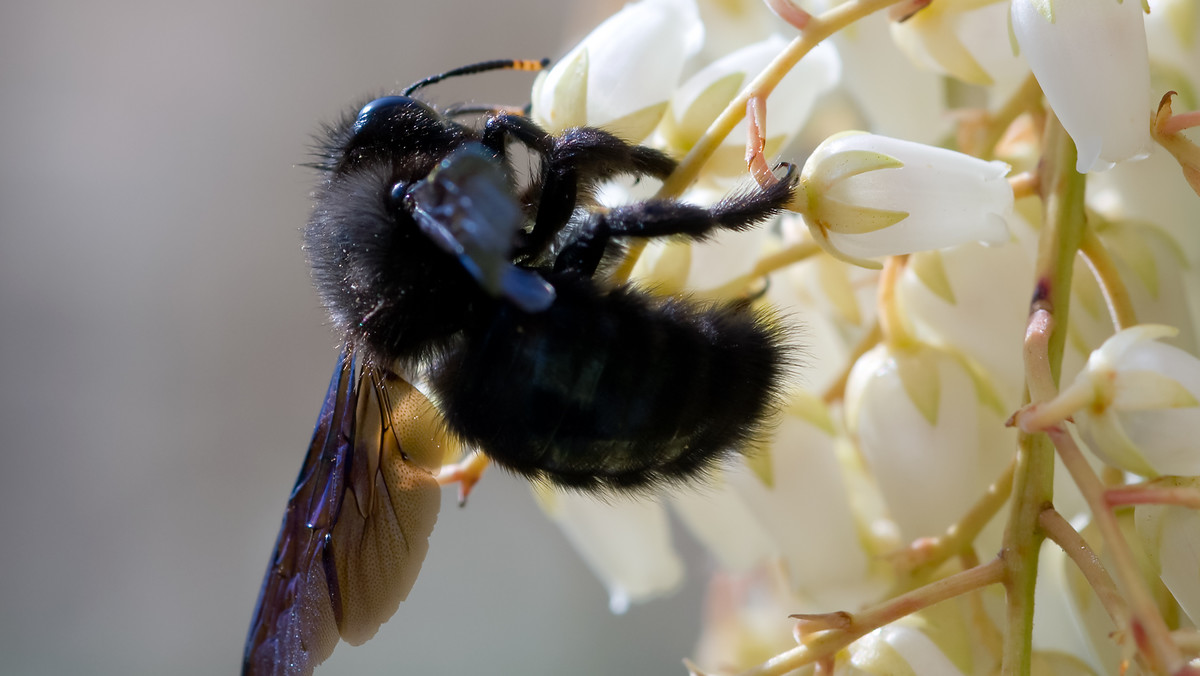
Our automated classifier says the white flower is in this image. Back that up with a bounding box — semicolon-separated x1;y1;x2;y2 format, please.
530;0;703;141
897;231;1036;408
845;342;1009;541
724;393;885;608
1061;325;1200;476
661;34;841;177
840;623;969;675
1136;480;1200;626
1010;0;1153;173
831;12;950;144
889;0;1023;88
535;488;683;613
794;131;1012;268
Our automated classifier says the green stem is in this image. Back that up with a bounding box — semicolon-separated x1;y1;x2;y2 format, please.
1000;112;1087;676
1079;228;1139;331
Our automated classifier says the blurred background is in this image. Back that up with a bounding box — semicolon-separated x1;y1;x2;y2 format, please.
0;2;716;674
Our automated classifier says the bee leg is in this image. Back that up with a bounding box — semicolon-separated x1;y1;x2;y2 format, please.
520;128;676;259
481;115;676;259
554;164;798;276
436;451;490;507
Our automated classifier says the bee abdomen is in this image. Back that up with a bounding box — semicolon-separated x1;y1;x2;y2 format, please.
432;281;788;490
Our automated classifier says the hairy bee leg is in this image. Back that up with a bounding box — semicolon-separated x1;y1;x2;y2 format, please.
481;115;677;260
521;127;676;259
554;165;798;276
436;451;490;507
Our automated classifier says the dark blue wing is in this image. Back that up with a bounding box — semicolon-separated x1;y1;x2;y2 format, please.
242;347;447;676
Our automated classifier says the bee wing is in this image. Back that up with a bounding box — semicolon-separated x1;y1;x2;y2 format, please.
243;348;448;676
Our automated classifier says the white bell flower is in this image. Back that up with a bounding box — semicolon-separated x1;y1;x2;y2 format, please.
897;228;1037;409
845;342;1009;541
530;0;703;141
794;131;1012;268
840;622;969;676
661;34;841;177
889;0;1023;90
725;393;886;609
535;488;683;614
1010;0;1153;173
1047;325;1200;477
1136;480;1200;626
831;12;950;144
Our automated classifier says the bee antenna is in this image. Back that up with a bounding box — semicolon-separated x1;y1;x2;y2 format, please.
403;58;551;97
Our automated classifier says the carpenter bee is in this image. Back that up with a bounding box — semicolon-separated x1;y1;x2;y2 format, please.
244;59;797;676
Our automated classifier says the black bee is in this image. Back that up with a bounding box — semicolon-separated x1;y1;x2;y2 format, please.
244;59;796;676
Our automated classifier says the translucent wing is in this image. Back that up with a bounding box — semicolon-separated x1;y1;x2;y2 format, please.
243;347;452;676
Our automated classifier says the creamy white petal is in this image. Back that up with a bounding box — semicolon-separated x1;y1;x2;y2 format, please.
845;344;1003;540
1073;326;1200;476
538;489;684;613
1011;0;1153;173
802;132;1013;262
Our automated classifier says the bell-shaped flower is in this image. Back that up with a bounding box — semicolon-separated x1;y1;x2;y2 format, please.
896;225;1037;408
1010;0;1153;173
660;34;841;177
839;611;971;676
530;0;703;141
845;341;1010;542
831;12;950;144
1136;478;1200;626
890;0;1023;88
535;487;683;614
1027;325;1200;477
794;131;1012;268
725;392;886;608
690;569;809;675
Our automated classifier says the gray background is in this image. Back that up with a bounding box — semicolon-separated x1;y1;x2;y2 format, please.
0;2;712;674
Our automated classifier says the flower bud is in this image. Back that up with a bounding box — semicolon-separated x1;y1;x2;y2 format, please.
1136;478;1200;625
661;35;841;177
890;0;1021;88
795;131;1012;268
1068;325;1200;476
530;0;703;141
845;342;1009;541
535;488;683;613
1010;0;1153;173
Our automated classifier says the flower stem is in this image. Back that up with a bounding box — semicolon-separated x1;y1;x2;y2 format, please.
1001;112;1086;676
1038;507;1131;628
1105;483;1200;509
878;255;917;350
735;559;1007;676
1048;425;1185;674
1079;227;1139;331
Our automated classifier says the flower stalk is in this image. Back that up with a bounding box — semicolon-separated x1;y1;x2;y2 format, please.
1002;111;1085;676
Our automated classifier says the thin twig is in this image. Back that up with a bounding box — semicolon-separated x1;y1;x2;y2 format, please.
1038;507;1131;628
735;559;1007;676
1079;227;1139;332
1048;425;1185;674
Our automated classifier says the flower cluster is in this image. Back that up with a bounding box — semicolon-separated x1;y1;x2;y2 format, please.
518;0;1200;674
